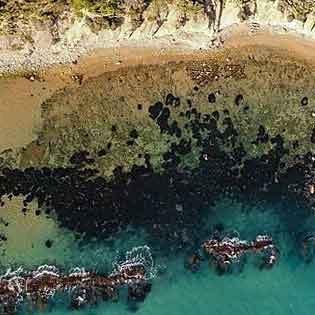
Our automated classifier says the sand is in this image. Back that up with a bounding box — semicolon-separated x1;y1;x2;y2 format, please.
1;26;315;153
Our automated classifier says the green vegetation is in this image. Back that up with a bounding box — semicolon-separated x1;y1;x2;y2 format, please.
176;0;203;14
0;0;68;35
0;0;315;37
71;0;124;17
71;0;89;13
278;0;315;22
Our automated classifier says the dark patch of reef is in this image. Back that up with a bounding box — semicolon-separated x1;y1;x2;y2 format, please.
1;92;315;248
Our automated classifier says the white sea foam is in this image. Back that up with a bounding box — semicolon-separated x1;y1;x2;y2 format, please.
0;245;157;311
112;245;158;280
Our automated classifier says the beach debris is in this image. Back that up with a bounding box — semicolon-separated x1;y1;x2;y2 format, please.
0;246;155;314
71;73;83;85
24;73;39;82
248;22;261;34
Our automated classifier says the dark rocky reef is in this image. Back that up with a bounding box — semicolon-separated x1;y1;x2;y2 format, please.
0;92;314;248
2;48;315;250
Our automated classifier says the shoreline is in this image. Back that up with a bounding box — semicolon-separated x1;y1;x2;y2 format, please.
1;16;315;77
1;27;315;152
0;44;211;152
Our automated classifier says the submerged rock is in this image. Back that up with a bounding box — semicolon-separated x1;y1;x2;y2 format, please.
149;102;163;120
301;96;308;106
235;94;244;106
208;93;216;103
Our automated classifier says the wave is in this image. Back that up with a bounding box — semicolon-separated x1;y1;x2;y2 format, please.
0;246;158;314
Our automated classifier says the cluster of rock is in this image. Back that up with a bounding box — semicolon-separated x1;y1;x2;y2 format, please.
186;232;278;273
0;246;155;314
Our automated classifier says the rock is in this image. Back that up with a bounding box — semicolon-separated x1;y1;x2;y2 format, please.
149;102;163;120
129;129;139;139
208;93;216;103
98;149;107;157
45;239;53;248
212;110;220;121
235;94;244;106
301;96;308;106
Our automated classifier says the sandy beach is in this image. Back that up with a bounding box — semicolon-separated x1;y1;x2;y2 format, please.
1;25;315;153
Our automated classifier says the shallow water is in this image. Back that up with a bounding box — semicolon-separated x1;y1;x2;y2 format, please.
16;198;315;315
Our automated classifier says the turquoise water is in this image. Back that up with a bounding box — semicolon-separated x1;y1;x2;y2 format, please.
17;197;315;315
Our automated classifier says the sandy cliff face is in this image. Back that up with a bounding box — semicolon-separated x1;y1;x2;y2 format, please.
0;0;315;73
46;0;315;43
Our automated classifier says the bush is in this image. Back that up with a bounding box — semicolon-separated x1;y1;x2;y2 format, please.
71;0;124;17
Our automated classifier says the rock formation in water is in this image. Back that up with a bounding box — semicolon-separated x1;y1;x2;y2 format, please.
0;246;156;314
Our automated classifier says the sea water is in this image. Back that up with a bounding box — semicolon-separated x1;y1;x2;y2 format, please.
11;196;315;315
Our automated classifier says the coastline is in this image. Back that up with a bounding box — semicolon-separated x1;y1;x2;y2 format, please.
2;11;315;283
0;45;209;151
1;0;315;77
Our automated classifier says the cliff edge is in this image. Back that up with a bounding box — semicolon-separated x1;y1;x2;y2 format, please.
1;0;315;73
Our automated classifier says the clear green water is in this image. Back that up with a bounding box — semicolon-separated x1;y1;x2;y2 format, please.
14;197;315;315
